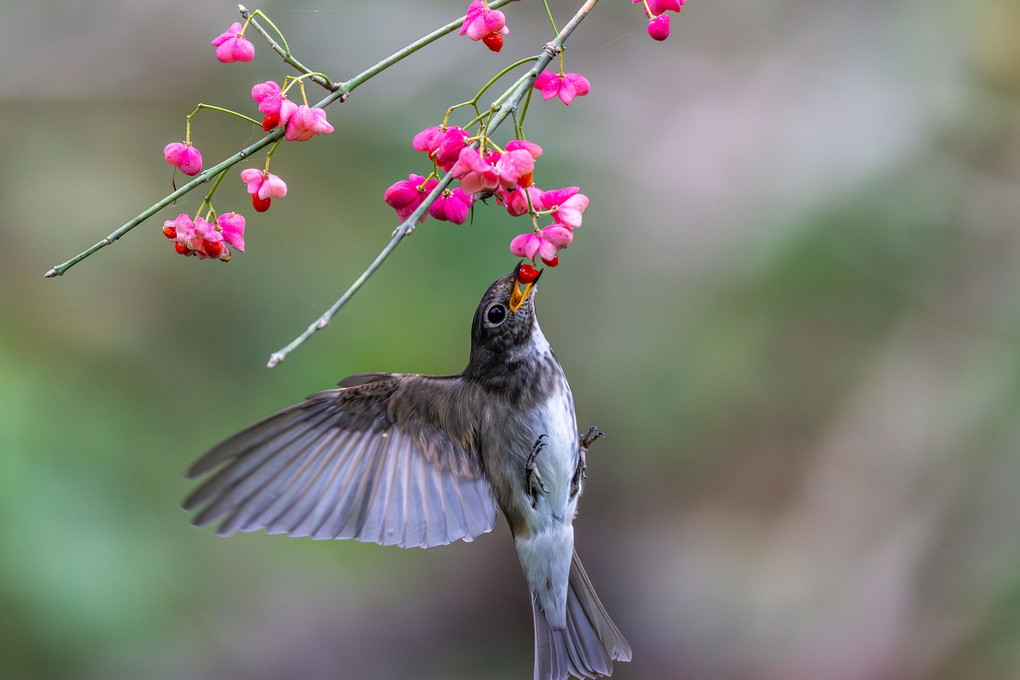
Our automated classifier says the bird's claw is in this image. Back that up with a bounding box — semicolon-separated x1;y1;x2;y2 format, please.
579;425;604;450
527;435;550;507
571;426;603;498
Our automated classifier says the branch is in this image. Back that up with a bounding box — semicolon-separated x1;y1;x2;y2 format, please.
267;0;599;367
43;0;519;279
44;127;286;278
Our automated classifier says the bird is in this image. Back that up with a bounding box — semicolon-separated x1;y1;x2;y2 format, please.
182;262;632;680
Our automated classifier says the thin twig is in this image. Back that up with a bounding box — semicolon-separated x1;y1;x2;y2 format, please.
44;127;286;278
43;0;517;279
267;0;600;367
238;6;330;89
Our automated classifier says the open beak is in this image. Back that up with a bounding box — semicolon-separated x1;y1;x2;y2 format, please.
509;261;542;312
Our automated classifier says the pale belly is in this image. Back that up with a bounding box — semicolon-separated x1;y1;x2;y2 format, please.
521;392;580;530
511;393;577;629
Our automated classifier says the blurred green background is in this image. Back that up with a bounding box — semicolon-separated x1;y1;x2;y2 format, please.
3;0;1020;678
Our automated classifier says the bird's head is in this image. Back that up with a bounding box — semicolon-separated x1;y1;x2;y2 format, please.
467;262;544;372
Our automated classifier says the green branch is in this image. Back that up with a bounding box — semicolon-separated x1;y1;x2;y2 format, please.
267;0;600;367
43;0;518;279
44;127;286;278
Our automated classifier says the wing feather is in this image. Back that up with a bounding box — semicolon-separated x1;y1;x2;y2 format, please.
314;427;379;540
183;374;498;548
201;411;343;534
245;427;344;534
261;429;348;535
285;430;359;539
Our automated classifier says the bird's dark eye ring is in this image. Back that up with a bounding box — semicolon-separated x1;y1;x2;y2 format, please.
486;304;507;325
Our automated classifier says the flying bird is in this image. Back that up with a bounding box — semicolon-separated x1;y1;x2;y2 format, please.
183;263;632;679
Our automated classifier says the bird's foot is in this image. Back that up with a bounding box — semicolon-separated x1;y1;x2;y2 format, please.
527;434;550;507
571;426;603;498
579;425;604;450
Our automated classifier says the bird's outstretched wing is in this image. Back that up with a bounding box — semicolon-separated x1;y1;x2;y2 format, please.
183;373;498;548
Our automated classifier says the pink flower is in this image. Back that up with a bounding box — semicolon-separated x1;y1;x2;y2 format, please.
163;142;203;176
541;187;588;229
647;13;670;40
285;105;334;141
460;1;508;41
434;127;471;169
251;81;298;130
503;185;544;216
240;168;288;200
495;139;543;190
163;212;240;260
412;126;445;156
510;224;574;266
268;100;297;131
240;168;287;212
211;22;255;63
533;71;591;105
505;139;543;159
494;149;535;191
165;214;197;241
217;212;246;252
633;0;684;16
194;216;221;243
634;0;683;39
449;147;499;195
384;174;438;222
187;216;226;260
412;125;471;171
252;81;282;112
428;188;474;224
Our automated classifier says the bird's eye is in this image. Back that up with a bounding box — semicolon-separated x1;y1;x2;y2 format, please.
486;304;507;325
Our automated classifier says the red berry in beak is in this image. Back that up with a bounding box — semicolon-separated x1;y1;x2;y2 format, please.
517;263;541;283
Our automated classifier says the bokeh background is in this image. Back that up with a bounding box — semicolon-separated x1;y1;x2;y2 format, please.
3;0;1020;678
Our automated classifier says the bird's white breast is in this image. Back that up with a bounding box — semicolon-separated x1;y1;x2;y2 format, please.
522;376;579;529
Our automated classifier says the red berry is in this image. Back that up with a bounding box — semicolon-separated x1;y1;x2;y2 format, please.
518;171;534;188
174;241;189;255
482;32;503;52
252;193;272;212
262;113;280;131
200;239;223;258
540;256;559;267
162;225;177;240
518;263;541;283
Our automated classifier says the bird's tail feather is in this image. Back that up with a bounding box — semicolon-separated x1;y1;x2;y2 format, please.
532;550;632;680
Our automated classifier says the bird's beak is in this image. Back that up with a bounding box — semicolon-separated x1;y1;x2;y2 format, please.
509;262;542;312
